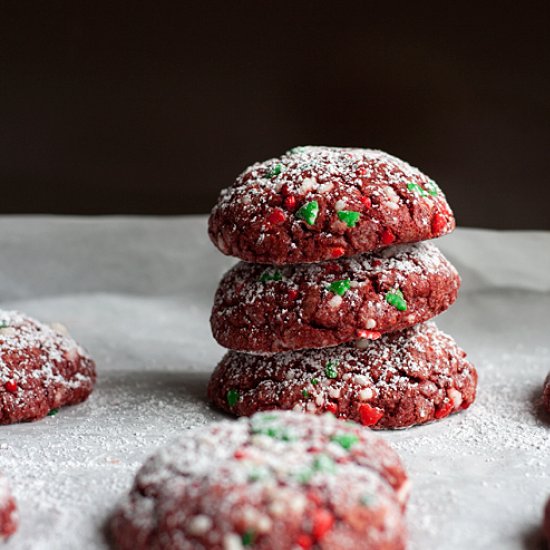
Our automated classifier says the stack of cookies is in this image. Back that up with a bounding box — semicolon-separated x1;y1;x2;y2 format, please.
207;146;477;429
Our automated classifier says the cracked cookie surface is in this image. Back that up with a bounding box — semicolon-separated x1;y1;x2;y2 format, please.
211;242;459;353
0;310;96;424
209;146;455;265
208;322;477;429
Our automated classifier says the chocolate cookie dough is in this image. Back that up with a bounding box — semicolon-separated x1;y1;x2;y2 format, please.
0;311;96;424
211;242;459;353
208;322;477;429
209;146;455;264
111;411;409;550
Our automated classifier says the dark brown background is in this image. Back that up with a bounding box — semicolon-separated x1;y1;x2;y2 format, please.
1;3;549;228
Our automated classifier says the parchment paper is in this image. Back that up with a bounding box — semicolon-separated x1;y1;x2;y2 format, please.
0;216;548;550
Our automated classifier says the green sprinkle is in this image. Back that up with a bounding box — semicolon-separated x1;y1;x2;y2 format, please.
256;413;278;421
331;432;359;450
259;270;283;283
252;422;295;442
297;469;314;484
312;454;336;474
301;389;310;398
248;466;269;482
297;454;337;483
296;200;319;226
327;279;351;296
325;361;339;379
0;321;9;329
385;289;407;311
311;378;319;386
267;163;283;178
337;210;361;228
226;389;240;407
47;408;59;417
360;493;376;506
242;530;255;546
407;182;428;197
425;179;439;196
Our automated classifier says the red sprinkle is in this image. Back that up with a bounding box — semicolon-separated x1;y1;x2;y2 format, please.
431;213;447;234
356;329;382;340
357;166;368;176
287;289;299;301
4;381;17;393
233;449;246;460
267;208;286;225
360;196;372;209
434;400;454;419
325;402;338;415
312;509;334;540
329;246;345;259
359;403;384;427
380;228;396;245
281;183;291;196
296;534;313;549
284;195;297;211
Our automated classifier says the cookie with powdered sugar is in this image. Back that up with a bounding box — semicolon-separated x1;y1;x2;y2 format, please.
543;373;550;414
208;322;477;430
110;411;409;550
211;242;459;353
208;146;455;265
0;310;96;424
0;475;17;540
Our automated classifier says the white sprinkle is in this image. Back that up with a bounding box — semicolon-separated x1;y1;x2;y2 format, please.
224;534;243;550
359;388;374;401
300;177;318;193
187;515;212;536
448;388;463;409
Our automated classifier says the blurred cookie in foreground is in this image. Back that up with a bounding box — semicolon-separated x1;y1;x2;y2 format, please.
111;411;409;550
208;322;477;429
0;311;96;424
0;475;17;540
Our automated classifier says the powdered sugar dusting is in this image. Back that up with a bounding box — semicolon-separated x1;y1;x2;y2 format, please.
112;411;407;549
209;322;477;429
209;146;455;264
0;310;96;424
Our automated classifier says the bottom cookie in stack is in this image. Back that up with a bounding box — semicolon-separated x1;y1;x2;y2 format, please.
110;411;409;550
208;322;477;429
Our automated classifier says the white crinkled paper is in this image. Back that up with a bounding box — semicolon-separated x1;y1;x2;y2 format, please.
0;216;548;549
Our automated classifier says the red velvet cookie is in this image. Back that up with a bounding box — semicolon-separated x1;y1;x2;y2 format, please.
208;322;477;429
0;311;96;425
209;146;455;265
543;374;550;414
111;411;409;550
211;242;459;353
0;475;17;540
544;497;550;547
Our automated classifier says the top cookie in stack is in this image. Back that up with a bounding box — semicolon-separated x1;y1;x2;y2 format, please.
207;146;477;430
208;145;454;265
